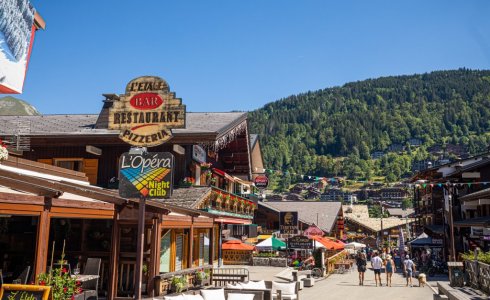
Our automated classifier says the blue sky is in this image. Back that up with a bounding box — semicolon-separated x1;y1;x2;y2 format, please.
8;0;490;114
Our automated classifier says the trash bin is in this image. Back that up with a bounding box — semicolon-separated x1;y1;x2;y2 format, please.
447;261;464;287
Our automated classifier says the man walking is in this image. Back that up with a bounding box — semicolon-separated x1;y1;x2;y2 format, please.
403;255;416;287
371;251;383;287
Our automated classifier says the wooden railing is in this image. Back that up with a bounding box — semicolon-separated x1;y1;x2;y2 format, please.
211;267;249;286
325;250;349;275
198;187;257;218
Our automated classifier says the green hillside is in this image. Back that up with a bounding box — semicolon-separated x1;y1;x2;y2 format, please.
0;96;41;116
249;69;490;183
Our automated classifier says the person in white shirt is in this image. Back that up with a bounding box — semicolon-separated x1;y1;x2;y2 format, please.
371;251;383;287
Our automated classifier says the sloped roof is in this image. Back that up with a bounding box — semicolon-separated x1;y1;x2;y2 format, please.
386;208;414;218
163;186;212;209
259;201;342;233
0;112;247;136
343;205;413;232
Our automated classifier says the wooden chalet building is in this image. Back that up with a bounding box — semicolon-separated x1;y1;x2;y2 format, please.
411;152;490;259
0;88;260;298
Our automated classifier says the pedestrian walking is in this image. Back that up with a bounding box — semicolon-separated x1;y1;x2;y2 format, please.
371;251;383;287
403;255;416;287
356;252;367;286
384;254;396;287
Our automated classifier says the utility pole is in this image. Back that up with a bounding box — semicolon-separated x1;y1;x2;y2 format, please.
448;190;456;261
380;201;384;248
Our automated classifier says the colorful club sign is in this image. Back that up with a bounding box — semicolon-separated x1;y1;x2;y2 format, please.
108;76;186;147
118;152;174;198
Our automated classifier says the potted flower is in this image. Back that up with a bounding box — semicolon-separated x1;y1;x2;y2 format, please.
170;275;188;293
0;139;8;162
194;269;210;286
179;177;195;188
38;248;82;300
200;162;212;170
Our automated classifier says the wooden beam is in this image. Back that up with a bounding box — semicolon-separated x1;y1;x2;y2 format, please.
188;223;194;268
108;210;120;300
0;168;127;205
0;175;62;198
51;198;113;210
148;218;161;296
34;207;50;280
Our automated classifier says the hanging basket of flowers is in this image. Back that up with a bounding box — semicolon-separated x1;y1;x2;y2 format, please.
0;139;8;162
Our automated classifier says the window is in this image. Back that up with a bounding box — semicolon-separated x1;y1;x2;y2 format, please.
54;158;84;171
160;230;171;273
175;233;184;271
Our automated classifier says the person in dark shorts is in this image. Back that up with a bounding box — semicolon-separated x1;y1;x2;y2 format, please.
371;251;383;286
356;252;367;285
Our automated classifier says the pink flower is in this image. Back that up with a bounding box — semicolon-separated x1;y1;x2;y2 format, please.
62;268;67;273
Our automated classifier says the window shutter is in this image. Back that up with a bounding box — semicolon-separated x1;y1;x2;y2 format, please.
83;159;99;185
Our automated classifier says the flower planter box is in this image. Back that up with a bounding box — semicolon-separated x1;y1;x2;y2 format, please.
270;257;288;267
252;257;270;266
194;277;210;287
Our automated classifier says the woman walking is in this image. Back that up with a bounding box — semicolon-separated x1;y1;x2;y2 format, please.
356;252;367;285
384;254;396;287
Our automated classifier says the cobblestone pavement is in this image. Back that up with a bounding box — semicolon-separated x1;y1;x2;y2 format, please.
243;265;439;300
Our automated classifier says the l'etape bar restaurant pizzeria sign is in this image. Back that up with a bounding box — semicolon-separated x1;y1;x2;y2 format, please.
118;151;174;198
108;76;186;147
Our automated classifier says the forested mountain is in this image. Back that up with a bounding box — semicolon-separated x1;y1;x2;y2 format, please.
249;69;490;183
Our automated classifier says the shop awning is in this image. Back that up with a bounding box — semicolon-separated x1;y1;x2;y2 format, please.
310;236;344;250
257;234;272;240
213;168;235;181
454;216;490;228
255;237;286;250
214;217;252;225
222;240;256;251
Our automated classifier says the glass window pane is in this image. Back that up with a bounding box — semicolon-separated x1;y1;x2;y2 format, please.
159;231;171;273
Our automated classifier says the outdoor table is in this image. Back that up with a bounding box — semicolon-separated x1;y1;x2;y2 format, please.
71;274;99;282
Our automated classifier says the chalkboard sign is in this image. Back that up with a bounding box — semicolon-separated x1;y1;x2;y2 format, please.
0;284;50;300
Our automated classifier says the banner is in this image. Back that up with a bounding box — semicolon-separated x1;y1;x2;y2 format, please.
279;211;298;234
288;235;313;249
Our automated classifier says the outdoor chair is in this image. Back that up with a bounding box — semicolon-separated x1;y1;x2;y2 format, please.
81;258;101;300
13;266;30;284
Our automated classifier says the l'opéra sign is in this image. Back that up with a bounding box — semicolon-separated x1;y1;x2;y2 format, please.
108;76;186;147
118;152;174;198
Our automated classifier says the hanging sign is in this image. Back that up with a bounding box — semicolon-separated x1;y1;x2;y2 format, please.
108;76;186;147
288;235;313;249
279;211;298;234
0;284;50;300
254;175;269;189
118;152;174;198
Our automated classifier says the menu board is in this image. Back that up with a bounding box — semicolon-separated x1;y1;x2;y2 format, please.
199;233;204;266
0;284;50;300
175;234;183;271
203;235;210;264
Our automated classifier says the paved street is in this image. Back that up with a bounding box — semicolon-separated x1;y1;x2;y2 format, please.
244;266;438;300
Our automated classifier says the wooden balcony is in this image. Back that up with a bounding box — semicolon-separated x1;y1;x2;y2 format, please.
197;187;257;219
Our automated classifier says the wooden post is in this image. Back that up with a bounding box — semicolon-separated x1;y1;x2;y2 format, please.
108;209;120;300
148;217;161;297
209;225;215;266
188;222;194;268
34;206;51;280
135;196;146;299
